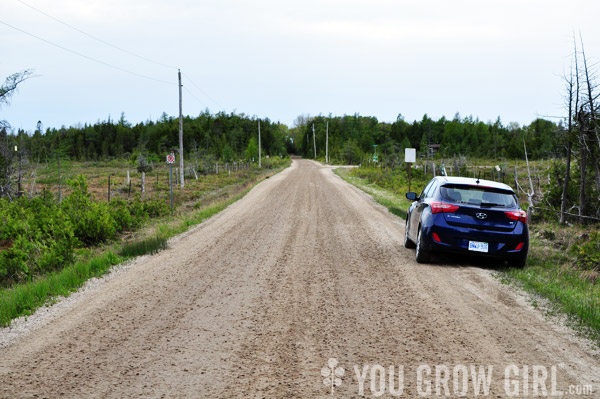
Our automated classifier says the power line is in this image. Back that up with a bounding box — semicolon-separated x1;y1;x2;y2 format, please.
15;0;178;70
0;19;174;85
13;0;224;110
183;86;209;108
182;72;223;109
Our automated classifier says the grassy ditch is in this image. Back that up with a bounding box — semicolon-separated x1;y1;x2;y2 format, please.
501;226;600;342
334;167;417;220
0;161;290;327
335;165;600;343
0;251;121;326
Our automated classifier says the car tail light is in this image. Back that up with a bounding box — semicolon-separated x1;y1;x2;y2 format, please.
505;210;527;224
431;202;459;214
432;232;441;243
515;242;524;251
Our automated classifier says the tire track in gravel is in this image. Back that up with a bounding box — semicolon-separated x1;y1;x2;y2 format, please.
0;159;598;398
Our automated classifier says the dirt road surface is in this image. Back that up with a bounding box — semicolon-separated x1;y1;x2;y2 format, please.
1;159;598;398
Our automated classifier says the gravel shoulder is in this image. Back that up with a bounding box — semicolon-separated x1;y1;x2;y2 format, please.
0;159;598;398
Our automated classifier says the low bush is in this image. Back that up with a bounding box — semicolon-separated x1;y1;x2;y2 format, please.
0;175;172;286
571;232;600;271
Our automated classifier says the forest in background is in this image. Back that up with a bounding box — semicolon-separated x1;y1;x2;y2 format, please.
291;113;558;163
2;110;559;167
2;105;597;222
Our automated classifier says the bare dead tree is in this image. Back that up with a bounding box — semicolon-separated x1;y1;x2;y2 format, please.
560;56;577;224
522;137;536;219
0;70;33;106
579;35;600;194
0;71;33;200
0;127;16;199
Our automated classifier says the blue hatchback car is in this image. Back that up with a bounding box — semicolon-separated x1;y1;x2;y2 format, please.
404;176;528;267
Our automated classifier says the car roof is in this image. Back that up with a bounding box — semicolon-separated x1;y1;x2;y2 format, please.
435;176;515;192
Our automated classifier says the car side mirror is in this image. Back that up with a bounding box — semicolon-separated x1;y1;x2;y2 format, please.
406;192;418;201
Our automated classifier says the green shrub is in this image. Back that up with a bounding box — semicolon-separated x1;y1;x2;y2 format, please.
143;198;170;218
571;232;600;270
62;175;117;245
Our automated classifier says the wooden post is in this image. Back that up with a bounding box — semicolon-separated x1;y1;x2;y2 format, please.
326;121;329;164
312;123;317;159
108;175;111;202
178;69;185;188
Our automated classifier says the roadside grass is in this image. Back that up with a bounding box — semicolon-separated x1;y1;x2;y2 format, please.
119;236;168;258
0;161;290;327
500;225;600;343
335;165;600;344
0;252;121;327
334;167;412;220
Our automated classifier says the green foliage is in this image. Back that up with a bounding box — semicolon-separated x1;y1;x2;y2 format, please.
342;140;362;164
0;195;76;283
504;247;600;342
0;175;173;286
222;144;233;163
291;114;561;164
246;137;258;161
136;153;153;173
119;237;168;258
142;198;170;218
10;111;288;165
62;175;117;245
571;232;600;270
0;251;121;327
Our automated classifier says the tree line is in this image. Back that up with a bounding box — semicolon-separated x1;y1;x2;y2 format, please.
7;111;289;164
290;113;560;165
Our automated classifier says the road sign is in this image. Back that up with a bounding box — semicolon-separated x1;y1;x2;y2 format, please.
405;148;417;192
373;154;378;162
405;148;416;163
166;153;175;164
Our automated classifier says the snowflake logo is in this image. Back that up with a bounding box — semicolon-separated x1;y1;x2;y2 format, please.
321;358;345;396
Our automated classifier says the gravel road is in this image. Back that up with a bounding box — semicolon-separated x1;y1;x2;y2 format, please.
0;159;598;398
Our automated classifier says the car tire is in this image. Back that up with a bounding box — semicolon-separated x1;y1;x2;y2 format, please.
404;219;416;248
415;226;431;264
508;255;527;268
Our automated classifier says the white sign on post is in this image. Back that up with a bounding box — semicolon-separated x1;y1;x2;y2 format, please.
166;153;175;164
405;148;416;163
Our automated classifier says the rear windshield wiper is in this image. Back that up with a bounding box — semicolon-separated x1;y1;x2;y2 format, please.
480;202;504;208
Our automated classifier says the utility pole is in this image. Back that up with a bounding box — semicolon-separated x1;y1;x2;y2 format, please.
58;131;62;203
178;69;185;188
312;123;317;159
258;120;261;168
325;121;329;164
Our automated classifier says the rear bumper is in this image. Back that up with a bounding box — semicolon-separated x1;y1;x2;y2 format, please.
422;215;528;260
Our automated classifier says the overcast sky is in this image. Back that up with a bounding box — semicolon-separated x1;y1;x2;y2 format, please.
2;0;600;132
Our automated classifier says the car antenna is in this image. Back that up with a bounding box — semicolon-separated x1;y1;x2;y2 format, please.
476;171;481;185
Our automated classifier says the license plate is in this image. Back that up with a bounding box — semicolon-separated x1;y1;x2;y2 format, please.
468;241;488;253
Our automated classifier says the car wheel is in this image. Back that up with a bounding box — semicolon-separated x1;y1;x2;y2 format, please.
508;255;527;268
415;226;431;263
404;218;416;248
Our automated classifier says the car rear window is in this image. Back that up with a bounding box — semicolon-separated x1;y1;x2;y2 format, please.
440;184;517;208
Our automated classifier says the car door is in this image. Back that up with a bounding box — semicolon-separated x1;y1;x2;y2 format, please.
409;179;436;240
